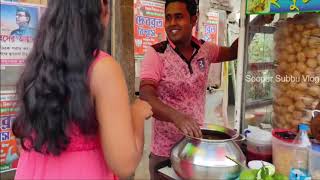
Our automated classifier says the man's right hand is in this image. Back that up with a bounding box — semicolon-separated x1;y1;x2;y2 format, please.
172;112;202;138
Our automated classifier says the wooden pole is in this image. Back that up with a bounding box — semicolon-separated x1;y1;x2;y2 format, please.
111;0;135;102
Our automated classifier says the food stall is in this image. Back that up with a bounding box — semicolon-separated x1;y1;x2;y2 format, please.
156;0;320;179
235;0;320;133
235;0;320;179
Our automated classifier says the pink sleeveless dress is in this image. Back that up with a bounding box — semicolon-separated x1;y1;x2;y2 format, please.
15;51;118;180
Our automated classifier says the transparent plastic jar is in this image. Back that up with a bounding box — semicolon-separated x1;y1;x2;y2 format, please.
272;129;296;176
309;143;320;179
245;127;272;163
272;13;320;130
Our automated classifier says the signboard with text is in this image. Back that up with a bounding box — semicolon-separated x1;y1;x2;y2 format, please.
0;90;19;173
0;2;39;67
200;11;219;44
246;0;320;14
134;0;166;61
0;1;46;173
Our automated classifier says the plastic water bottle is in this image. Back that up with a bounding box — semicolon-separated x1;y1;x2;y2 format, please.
289;124;312;180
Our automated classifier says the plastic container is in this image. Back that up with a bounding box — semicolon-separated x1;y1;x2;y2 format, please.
272;13;320;130
289;124;312;180
245;126;272;163
309;143;320;179
272;129;297;176
248;160;274;170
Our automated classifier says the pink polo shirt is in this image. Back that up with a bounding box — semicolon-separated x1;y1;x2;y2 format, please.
140;37;220;157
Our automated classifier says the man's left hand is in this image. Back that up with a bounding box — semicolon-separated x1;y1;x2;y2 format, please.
261;14;275;24
252;14;275;25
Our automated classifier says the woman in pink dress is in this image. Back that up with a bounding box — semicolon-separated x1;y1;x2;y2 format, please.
12;0;152;179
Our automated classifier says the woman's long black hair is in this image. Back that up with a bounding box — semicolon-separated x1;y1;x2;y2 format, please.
13;0;108;155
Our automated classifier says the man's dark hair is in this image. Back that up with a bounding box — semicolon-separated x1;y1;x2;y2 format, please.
17;7;31;23
165;0;198;17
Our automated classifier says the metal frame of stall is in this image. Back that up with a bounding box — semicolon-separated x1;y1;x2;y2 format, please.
235;0;250;132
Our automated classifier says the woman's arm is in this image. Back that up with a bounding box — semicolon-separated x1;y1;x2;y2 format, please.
90;57;151;178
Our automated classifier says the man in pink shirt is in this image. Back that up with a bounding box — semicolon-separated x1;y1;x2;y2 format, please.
139;0;273;179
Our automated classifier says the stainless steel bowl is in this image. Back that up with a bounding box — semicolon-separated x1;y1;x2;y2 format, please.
170;124;246;180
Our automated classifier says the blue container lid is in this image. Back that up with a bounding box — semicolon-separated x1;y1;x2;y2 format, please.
299;124;310;131
312;143;320;152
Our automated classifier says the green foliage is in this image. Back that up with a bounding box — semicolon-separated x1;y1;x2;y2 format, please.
239;165;288;180
246;33;274;102
240;169;259;180
248;34;274;63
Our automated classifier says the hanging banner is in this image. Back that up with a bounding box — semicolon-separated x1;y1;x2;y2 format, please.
0;90;19;173
198;10;219;45
0;2;40;67
134;0;166;61
246;0;320;14
203;23;218;43
198;10;221;88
